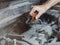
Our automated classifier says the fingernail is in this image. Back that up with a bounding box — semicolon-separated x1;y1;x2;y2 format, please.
36;17;38;19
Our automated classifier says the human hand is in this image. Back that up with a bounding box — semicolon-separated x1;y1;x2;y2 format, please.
30;5;48;19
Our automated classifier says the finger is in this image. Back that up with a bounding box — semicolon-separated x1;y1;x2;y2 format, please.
30;8;36;16
36;13;42;19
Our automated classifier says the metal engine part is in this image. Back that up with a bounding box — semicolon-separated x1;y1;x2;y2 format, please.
20;9;59;45
0;8;59;45
0;0;60;45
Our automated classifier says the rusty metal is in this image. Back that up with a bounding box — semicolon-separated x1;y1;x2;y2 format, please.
31;10;38;24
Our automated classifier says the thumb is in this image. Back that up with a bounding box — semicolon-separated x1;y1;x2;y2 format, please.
36;13;42;19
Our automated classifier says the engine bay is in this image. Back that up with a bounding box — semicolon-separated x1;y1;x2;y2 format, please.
0;0;60;45
19;10;59;45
